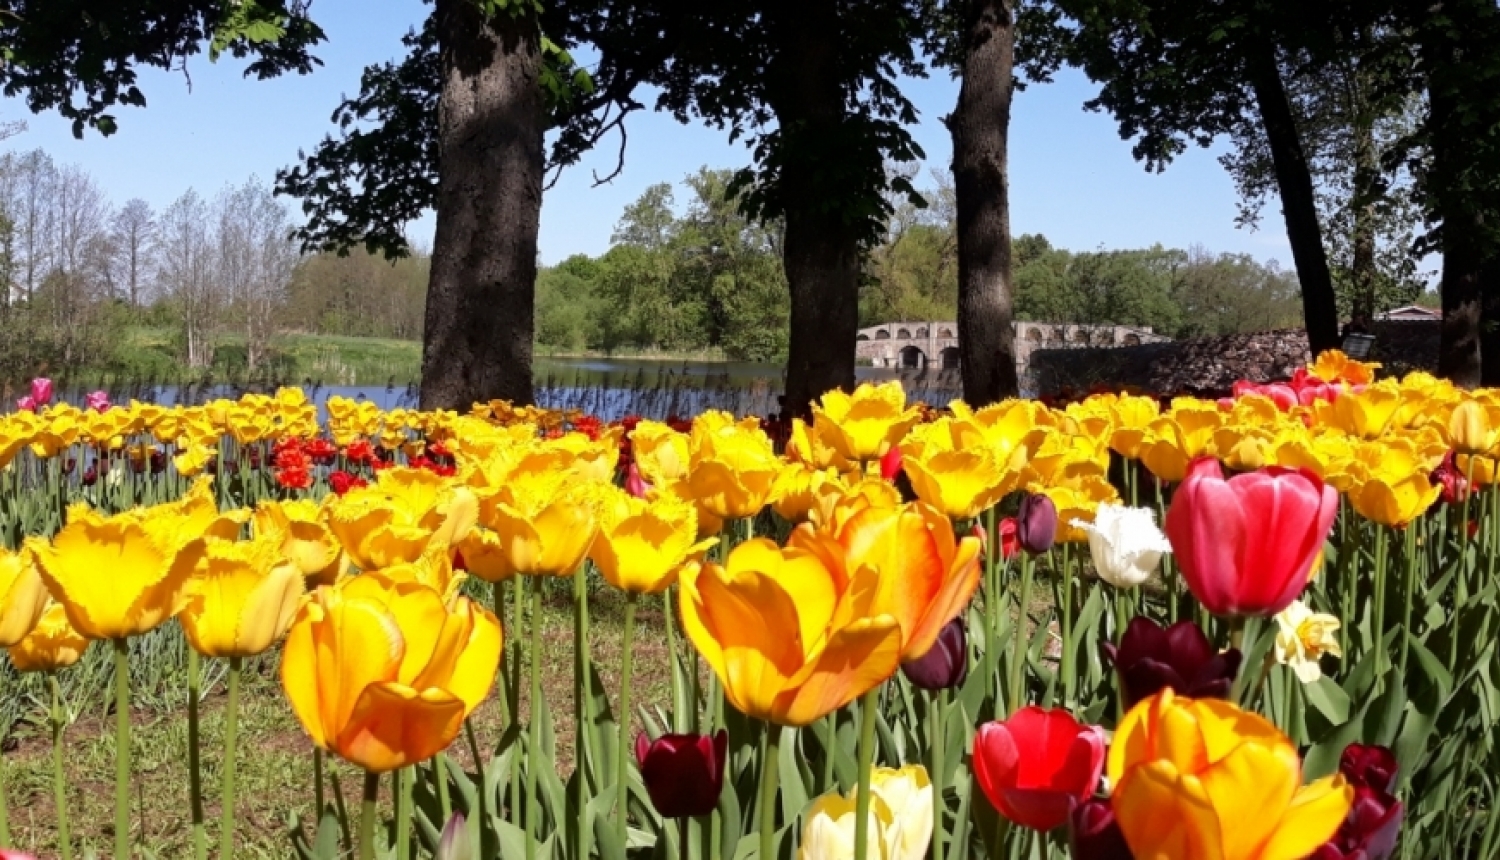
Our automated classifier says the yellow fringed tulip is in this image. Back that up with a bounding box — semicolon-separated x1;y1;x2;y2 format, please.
326;467;478;571
686;411;779;520
590;486;716;594
29;508;205;640
179;536;305;658
8;603;89;673
787;418;853;473
770;462;836;523
280;577;502;773
1449;399;1500;455
630;420;691;486
0;546;49;647
253;498;345;587
679;536;901;726
1344;440;1441;528
810;381;921;462
900;418;1013;520
1109;690;1352;860
480;466;599;577
1041;475;1121;543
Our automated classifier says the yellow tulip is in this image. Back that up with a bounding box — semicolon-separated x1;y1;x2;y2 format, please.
280;577;502;772
1309;350;1379;386
1110;690;1352;860
179;535;305;658
811;381;921;462
134;477;248;551
799;765;933;860
479;466;598;577
1138;402;1223;482
453;527;516;584
1107;394;1162;460
631;421;692;486
1448;399;1500;455
1344;440;1441;528
368;547;466;603
1041;475;1121;543
29;507;205;640
770;462;836;523
1272;428;1354;482
327;467;478;571
948;400;1050;470
808;476;903;533
0;546;49;647
590;486;716;594
686;411;779;520
900;418;1014;520
1323;381;1402;440
679;535;901;726
823;503;983;661
253;499;345;587
0;417;32;469
1212;425;1281;472
654;478;725;539
8;604;89;673
787;418;853;473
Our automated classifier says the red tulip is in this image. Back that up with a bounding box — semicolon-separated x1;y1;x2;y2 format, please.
29;376;53;407
880;444;904;482
998;517;1019;560
1164;457;1337;617
635;730;728;819
973;707;1106;832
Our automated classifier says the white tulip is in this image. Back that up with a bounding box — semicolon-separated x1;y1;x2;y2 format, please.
1071;504;1172;589
798;765;932;860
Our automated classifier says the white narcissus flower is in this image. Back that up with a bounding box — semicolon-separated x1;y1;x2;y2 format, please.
1274;599;1343;683
1070;504;1173;589
798;765;933;860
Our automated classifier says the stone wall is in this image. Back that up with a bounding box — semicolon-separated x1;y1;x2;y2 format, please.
1026;322;1440;397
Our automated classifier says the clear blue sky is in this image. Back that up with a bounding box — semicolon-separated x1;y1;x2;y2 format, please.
1;0;1295;269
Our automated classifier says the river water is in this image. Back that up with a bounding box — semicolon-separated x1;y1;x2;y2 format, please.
9;357;970;422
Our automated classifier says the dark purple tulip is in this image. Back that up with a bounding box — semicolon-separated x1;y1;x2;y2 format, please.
901;618;968;691
1016;493;1057;555
1069;799;1134;860
635;730;728;818
1102;617;1242;710
1311;786;1403;860
1339;743;1398;793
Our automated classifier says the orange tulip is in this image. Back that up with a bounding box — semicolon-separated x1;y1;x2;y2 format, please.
679;536;901;726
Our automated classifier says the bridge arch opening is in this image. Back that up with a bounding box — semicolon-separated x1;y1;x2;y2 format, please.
938;327;954;338
898;327;913;339
857;334;870;341
939;346;960;369
1025;327;1043;344
875;329;891;340
1073;329;1090;345
899;345;927;369
915;327;929;338
1123;333;1141;346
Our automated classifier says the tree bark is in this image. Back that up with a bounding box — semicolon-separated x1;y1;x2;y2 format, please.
950;0;1021;405
1430;77;1484;387
422;0;543;410
1349;70;1378;324
1245;39;1341;356
768;2;860;419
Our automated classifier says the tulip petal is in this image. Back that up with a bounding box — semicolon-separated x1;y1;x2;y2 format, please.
1258;776;1354;860
1198;737;1301;858
693;563;805;722
1164;458;1246;615
1113;762;1226;860
778;615;902;727
839;506;944;657
281;592;404;752
335;682;467;772
440;600;503;716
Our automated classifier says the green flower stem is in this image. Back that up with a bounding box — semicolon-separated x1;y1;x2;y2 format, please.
527;577;543;860
1399;525;1418;677
187;650;207;860
617;592;639;846
220;657;241;860
359;770;380;860
463;719;486;851
759;723;782;860
395;766;412;860
493;581;510;730
665;588;681;733
1372;526;1389;682
574;564;593;860
1061;543;1075;707
313;748;325;820
1006;552;1035;715
510;578;524;819
114;638;132;860
929;691;946;860
434;753;452;832
50;673;73;860
821;712;837;794
853;688;879;860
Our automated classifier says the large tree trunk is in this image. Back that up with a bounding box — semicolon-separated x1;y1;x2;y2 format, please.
1480;253;1500;386
1245;40;1341;356
769;3;860;419
950;0;1021;405
422;0;543;410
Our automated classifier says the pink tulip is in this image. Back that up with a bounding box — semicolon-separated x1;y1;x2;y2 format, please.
1164;457;1338;617
29;377;53;407
85;390;111;412
0;850;40;860
15;396;36;412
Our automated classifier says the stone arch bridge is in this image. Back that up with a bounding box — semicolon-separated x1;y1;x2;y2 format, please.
855;320;1169;373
